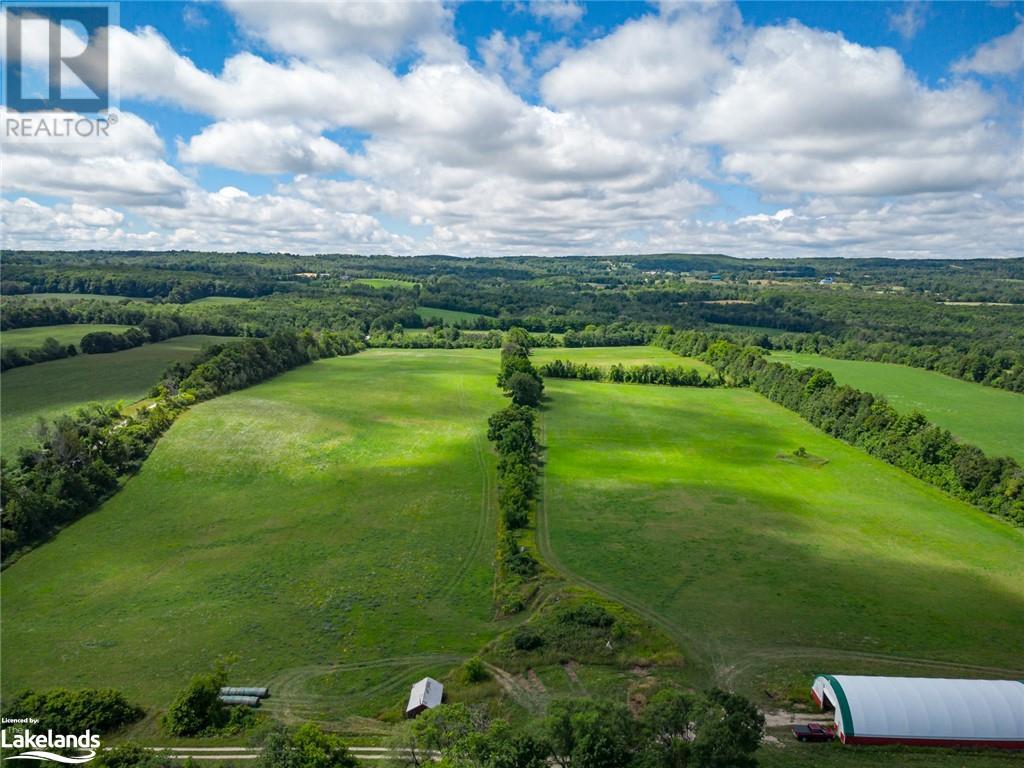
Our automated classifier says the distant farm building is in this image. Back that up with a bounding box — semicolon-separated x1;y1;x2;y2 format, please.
406;677;444;718
812;675;1024;748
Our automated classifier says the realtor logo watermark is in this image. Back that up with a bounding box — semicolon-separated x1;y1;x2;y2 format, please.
1;720;100;763
2;1;119;142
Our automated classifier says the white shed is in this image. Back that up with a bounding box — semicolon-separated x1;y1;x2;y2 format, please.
405;677;444;718
812;675;1024;748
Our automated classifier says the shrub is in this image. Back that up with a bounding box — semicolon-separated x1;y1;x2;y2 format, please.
513;628;544;651
163;671;227;737
4;688;143;734
461;657;490;684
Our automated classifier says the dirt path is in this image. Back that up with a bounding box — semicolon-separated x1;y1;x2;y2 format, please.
262;654;465;725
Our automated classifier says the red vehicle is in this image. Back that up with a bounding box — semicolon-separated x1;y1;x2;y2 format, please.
791;723;836;742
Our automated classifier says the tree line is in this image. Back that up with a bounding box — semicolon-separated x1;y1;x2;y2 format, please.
539;360;721;388
0;330;362;561
656;329;1023;526
487;329;544;615
390;691;763;768
1;311;243;372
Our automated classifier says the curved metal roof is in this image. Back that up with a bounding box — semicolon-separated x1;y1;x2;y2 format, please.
812;675;1024;743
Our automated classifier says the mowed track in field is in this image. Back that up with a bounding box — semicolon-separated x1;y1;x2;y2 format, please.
769;351;1024;465
0;349;508;719
538;379;1024;694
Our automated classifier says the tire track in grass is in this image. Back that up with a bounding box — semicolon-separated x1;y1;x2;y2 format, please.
535;413;705;673
537;407;1024;690
262;654;465;723
436;374;496;601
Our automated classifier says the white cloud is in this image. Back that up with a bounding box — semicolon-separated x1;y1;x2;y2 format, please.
690;23;1016;196
478;31;531;92
527;1;584;31
952;22;1024;76
2;5;1021;258
223;0;453;63
1;108;193;206
542;9;735;116
178;120;354;174
888;2;929;41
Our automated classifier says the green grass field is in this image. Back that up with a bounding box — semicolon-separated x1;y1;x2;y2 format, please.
354;278;418;289
184;296;254;305
532;345;711;372
1;323;132;350
416;306;492;325
1;335;234;460
770;352;1024;464
708;322;791;336
540;379;1024;695
0;349;506;725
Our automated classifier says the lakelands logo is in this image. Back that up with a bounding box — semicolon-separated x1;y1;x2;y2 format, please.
1;725;100;763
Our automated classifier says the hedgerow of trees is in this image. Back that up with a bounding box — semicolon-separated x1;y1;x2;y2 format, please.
487;329;544;614
539;360;720;388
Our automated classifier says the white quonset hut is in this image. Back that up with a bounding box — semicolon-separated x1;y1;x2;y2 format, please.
812;675;1024;748
405;677;444;718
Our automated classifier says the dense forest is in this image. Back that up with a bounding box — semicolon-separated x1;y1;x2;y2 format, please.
2;251;1022;392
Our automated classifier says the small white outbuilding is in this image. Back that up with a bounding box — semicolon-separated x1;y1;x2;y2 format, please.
812;675;1024;748
405;677;444;718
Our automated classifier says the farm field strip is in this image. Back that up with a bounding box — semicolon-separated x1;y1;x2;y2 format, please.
531;345;710;371
1;322;133;349
769;352;1024;464
1;334;236;460
0;348;506;720
415;306;493;324
540;378;1024;693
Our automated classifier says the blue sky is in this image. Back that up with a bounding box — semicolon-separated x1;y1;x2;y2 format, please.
2;1;1022;257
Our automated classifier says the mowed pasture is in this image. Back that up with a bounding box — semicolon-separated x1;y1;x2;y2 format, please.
355;278;418;289
541;379;1024;693
770;352;1024;464
1;349;506;722
416;306;492;324
184;296;254;305
532;345;710;371
1;323;132;350
1;335;234;460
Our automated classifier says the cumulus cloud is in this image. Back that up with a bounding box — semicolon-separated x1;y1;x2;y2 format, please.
1;109;193;206
690;23;1015;195
542;8;736;119
178;120;354;174
224;0;454;63
478;31;532;92
952;22;1024;75
2;4;1021;257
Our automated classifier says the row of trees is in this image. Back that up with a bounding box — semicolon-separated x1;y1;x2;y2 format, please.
497;328;544;407
391;692;763;768
2;263;276;302
539;360;720;388
656;330;1023;526
488;330;544;615
1;331;362;559
0;337;78;371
